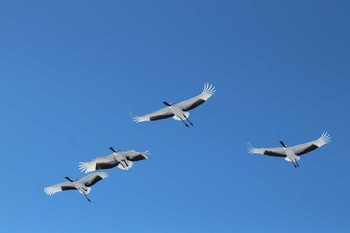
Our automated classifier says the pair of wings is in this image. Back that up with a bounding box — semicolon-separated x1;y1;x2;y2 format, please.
79;150;150;173
248;132;331;157
44;172;108;195
134;83;215;122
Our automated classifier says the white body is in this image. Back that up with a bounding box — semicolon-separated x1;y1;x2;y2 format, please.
113;151;134;170
283;147;301;163
168;104;190;121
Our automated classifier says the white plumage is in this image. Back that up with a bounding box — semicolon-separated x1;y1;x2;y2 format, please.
79;147;150;173
247;132;331;167
133;83;215;127
44;172;108;202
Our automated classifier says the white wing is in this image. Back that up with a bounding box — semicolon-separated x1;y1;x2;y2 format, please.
44;182;76;196
133;107;173;122
80;172;108;187
79;154;118;173
291;132;331;156
176;83;215;111
247;142;286;157
123;150;150;161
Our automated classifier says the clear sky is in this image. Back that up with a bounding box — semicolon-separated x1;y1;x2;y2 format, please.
0;0;349;232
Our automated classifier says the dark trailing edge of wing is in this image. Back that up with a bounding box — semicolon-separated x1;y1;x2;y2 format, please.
128;154;147;161
96;162;117;170
296;144;318;156
85;175;104;187
264;150;285;157
150;113;173;121
183;99;205;111
61;186;77;191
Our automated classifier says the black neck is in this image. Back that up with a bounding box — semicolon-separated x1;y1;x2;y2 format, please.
279;141;286;148
65;177;74;182
163;101;171;106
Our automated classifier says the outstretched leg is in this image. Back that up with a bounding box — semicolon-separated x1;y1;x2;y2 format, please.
83;192;91;202
183;114;193;126
119;160;127;169
295;160;300;167
122;159;128;168
180;118;189;128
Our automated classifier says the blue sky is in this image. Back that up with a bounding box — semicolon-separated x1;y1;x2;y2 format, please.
0;0;349;232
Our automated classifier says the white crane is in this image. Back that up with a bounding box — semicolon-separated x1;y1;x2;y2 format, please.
79;147;150;173
247;132;331;168
44;172;108;202
133;83;215;127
